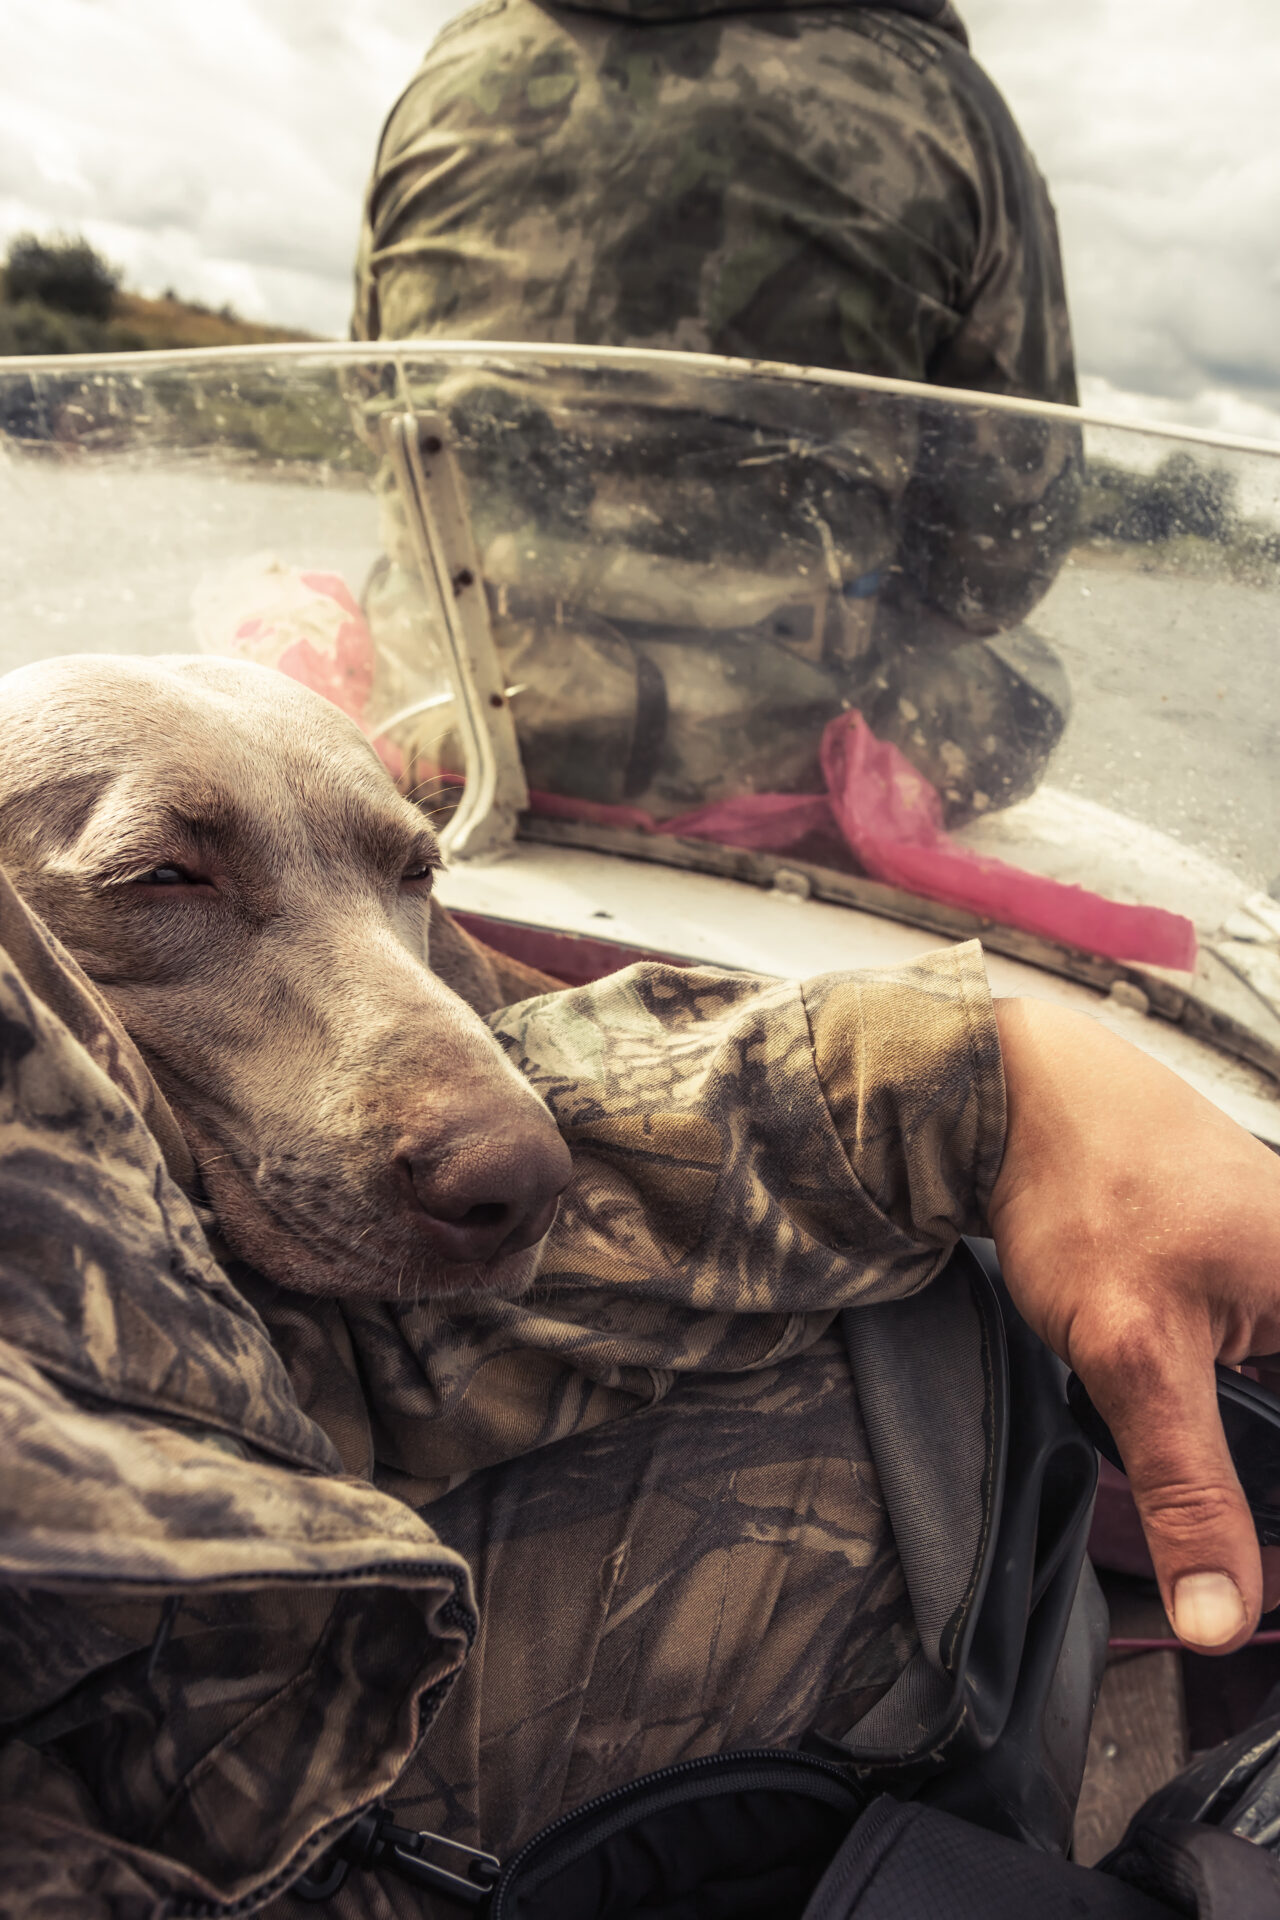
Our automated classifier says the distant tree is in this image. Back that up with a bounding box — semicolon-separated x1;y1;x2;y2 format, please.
1080;451;1240;547
1151;450;1238;543
2;233;122;320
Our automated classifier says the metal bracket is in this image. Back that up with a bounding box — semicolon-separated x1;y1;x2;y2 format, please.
293;1805;501;1907
381;410;528;862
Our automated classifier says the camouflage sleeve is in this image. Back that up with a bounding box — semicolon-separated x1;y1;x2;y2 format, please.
886;60;1083;635
832;23;1083;634
333;941;1004;1502
496;936;1007;1314
802;939;1006;1247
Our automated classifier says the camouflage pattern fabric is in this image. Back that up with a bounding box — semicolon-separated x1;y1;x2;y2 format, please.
0;852;1007;1914
263;945;1005;1913
354;0;1081;824
0;863;477;1917
353;0;1074;404
273;1333;919;1919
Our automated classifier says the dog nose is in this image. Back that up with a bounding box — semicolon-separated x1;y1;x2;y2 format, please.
399;1119;572;1266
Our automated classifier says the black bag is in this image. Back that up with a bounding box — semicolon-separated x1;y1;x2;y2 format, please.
298;1752;1278;1918
487;1748;865;1919
483;1778;1178;1920
294;1749;863;1913
803;1796;1175;1920
822;1238;1105;1850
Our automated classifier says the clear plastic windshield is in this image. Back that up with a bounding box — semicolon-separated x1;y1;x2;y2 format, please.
1;344;1277;1059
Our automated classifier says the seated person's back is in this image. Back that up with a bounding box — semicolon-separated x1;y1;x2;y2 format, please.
354;0;1082;825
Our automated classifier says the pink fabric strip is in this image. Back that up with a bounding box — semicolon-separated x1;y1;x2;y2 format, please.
526;714;1197;972
259;581;1195;974
818;712;1197;972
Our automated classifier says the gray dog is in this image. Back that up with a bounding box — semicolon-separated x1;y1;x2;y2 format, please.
0;653;571;1300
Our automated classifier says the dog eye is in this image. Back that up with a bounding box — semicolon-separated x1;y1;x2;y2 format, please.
136;864;199;887
400;864;436;889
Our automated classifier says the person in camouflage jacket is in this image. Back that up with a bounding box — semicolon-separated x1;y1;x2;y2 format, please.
4;715;1280;1916
353;0;1081;824
0;847;1005;1915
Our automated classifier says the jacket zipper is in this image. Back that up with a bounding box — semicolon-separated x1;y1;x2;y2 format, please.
489;1746;863;1917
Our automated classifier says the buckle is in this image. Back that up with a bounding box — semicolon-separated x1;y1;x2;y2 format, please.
294;1805;501;1907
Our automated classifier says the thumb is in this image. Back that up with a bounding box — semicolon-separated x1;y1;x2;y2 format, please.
1083;1321;1261;1652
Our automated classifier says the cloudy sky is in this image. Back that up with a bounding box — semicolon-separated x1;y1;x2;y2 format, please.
2;0;1278;438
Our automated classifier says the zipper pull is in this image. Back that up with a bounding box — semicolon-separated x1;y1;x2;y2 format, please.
379;1821;501;1906
293;1805;500;1907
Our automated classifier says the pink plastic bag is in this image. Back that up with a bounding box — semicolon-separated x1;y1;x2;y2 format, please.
270;569;375;720
193;559;402;779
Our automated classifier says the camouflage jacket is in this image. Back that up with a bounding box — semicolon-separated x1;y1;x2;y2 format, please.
353;0;1075;405
0;867;477;1918
0;858;1005;1914
354;0;1081;642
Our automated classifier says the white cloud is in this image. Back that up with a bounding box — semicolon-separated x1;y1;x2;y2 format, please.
1079;376;1280;447
0;0;445;330
1;0;1278;439
964;0;1280;430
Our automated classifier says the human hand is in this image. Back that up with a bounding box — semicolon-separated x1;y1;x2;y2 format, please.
987;996;1280;1653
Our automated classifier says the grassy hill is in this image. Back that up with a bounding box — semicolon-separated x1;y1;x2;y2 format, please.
0;233;319;357
109;289;315;351
0;234;360;470
0;288;318;357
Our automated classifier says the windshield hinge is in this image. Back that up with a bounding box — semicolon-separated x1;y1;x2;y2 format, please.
382;409;528;863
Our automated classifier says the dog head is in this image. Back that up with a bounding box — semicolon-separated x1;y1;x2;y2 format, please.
0;653;571;1300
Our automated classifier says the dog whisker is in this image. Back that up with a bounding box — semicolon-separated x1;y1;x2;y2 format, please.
408;795;461;818
404;781;459;807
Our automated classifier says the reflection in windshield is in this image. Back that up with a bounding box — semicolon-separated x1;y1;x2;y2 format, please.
1;346;1278;1021
425;366;1080;835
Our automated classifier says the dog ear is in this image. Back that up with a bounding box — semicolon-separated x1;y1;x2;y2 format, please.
427;900;562;1014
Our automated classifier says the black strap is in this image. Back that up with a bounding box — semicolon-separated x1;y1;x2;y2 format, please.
623;645;669;800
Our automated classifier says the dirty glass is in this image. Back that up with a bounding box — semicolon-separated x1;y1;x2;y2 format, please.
0;343;1277;1050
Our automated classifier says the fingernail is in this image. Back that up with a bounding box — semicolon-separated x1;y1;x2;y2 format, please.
1172;1572;1246;1647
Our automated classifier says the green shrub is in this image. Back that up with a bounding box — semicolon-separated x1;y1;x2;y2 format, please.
0;299;144;358
1080;451;1240;546
0;299;103;355
3;233;122;320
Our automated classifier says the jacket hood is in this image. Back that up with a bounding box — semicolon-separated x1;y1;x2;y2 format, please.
551;0;968;41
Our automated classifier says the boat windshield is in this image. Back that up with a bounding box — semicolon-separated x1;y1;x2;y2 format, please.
1;343;1277;1073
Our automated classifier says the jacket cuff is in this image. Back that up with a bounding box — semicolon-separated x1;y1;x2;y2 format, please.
803;940;1006;1250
